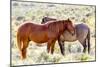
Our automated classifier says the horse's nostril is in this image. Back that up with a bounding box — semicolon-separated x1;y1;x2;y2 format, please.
72;33;74;36
72;32;75;36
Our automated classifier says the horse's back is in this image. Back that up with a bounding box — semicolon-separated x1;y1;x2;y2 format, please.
75;23;89;31
19;22;48;31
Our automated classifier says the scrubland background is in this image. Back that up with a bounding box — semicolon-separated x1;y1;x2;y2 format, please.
11;1;96;66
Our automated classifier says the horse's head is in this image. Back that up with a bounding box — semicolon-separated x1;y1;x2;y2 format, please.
64;18;75;35
41;17;57;24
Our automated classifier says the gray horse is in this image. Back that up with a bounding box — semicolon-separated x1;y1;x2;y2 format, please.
41;17;90;55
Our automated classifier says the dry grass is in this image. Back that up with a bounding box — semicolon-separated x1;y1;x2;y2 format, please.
11;1;96;66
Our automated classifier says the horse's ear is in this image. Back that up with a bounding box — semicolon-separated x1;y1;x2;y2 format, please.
67;18;70;21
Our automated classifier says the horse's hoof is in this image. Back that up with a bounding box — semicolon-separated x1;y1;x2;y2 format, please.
21;56;26;60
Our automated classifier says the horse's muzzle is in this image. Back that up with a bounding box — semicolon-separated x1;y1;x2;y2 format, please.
71;31;75;36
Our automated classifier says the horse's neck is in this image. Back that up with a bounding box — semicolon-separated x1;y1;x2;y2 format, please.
47;22;64;34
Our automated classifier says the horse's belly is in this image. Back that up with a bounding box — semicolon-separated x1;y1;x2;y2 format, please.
31;38;48;43
61;30;77;42
64;36;77;41
29;32;48;43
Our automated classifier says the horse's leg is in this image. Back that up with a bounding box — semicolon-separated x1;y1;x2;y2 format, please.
21;40;29;59
87;29;90;54
47;40;52;53
58;39;65;55
47;40;56;54
82;40;87;53
51;40;56;54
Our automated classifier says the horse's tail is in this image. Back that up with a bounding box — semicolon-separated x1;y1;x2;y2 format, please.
87;28;90;54
17;31;22;51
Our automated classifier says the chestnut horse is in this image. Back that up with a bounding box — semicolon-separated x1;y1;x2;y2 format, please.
41;17;90;55
17;19;75;59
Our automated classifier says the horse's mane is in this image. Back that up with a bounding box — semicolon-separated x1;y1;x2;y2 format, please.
47;20;65;33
